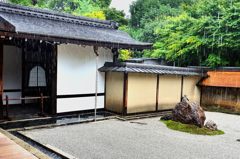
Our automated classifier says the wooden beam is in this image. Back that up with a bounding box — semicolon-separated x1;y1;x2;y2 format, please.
123;73;128;116
104;72;107;109
156;74;159;111
6;95;9;118
4;89;22;92
200;86;203;106
0;31;153;50
180;75;184;101
0;40;3;120
51;44;57;115
21;47;25;106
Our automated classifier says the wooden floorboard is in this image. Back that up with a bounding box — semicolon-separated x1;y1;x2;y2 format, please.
0;132;37;159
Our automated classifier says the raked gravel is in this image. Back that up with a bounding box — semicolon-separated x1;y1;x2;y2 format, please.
27;111;240;159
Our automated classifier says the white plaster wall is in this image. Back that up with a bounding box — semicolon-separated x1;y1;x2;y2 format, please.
3;45;22;104
57;96;104;113
57;44;113;113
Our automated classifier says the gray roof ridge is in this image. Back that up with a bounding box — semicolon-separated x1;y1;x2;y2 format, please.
0;2;118;29
188;66;240;72
104;62;207;73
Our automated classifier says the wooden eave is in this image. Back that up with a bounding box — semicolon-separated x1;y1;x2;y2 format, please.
0;31;153;51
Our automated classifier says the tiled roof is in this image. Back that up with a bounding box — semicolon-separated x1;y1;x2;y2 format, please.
0;2;152;50
99;62;208;76
202;71;240;88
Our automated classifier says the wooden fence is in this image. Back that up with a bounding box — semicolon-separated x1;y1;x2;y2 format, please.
2;93;49;120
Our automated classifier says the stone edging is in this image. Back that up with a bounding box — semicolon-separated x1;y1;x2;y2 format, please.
18;131;77;159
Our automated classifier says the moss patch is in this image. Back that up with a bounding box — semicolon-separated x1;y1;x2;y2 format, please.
160;120;225;135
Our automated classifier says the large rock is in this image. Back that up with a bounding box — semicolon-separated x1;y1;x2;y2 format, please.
172;98;206;128
205;120;217;131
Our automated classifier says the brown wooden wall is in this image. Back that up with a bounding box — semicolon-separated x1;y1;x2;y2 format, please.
201;87;240;111
105;72;124;114
105;72;202;115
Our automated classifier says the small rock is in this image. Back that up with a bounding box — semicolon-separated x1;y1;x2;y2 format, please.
205;120;217;131
172;97;206;128
160;114;172;121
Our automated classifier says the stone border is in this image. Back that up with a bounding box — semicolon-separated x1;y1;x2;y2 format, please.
18;131;77;159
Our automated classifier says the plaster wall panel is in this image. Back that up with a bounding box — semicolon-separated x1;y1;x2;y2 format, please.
3;45;22;104
57;44;112;95
105;72;124;114
158;75;182;110
57;44;112;112
57;96;104;113
127;73;157;114
183;76;201;104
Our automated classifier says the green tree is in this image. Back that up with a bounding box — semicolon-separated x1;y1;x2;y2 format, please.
103;8;128;26
48;0;68;12
152;0;240;68
8;0;32;6
92;0;112;8
118;50;133;61
129;0;191;28
71;0;99;15
126;0;192;45
83;11;106;20
9;0;47;8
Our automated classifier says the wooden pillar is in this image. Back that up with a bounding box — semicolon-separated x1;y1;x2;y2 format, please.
156;74;159;111
123;73;128;116
200;86;203;106
0;40;3;120
104;72;107;109
51;44;57;115
235;88;238;109
180;75;184;101
6;95;9;118
21;46;25;106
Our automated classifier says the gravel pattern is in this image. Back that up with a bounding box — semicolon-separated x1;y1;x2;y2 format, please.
27;112;240;159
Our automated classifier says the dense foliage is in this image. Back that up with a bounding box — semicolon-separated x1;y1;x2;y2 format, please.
151;0;240;68
118;50;133;61
125;0;192;43
103;8;128;26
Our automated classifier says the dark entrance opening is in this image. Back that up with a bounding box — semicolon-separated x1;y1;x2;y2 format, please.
2;38;54;120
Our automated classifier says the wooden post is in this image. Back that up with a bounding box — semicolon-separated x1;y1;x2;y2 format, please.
21;47;25;106
235;88;238;110
200;86;203;106
6;95;9;118
0;95;2;120
51;44;57;115
180;75;184;102
0;40;3;120
123;73;128;116
41;93;44;115
156;74;159;111
104;72;107;109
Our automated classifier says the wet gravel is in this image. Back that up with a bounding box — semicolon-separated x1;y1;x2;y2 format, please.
27;112;240;159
